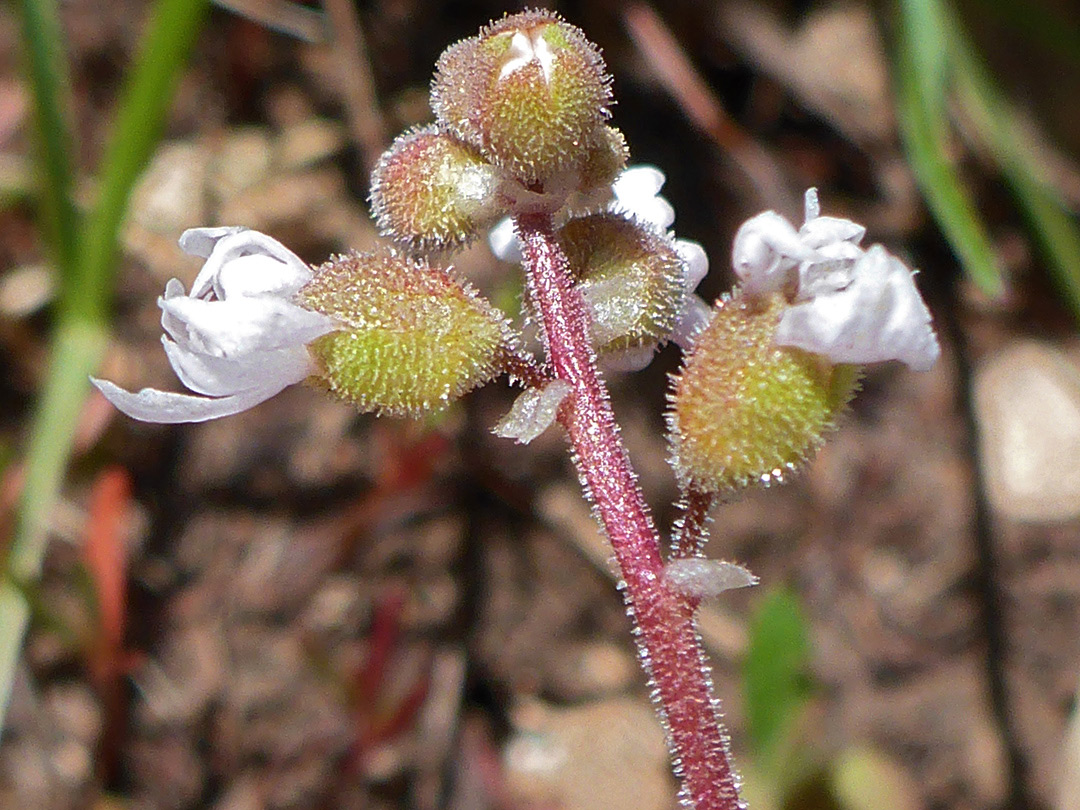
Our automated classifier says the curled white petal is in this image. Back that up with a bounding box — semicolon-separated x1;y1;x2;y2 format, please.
176;226;247;258
182;227;312;299
664;558;759;599
732;210;817;296
160;294;336;357
162;337;313;397
493;379;572;443
775;245;940;370
675;239;709;292
91;378;290;424
672;294;712;350
800;216;866;250
215;253;312;299
613;165;665;199
614;193;675;232
612;166;675;230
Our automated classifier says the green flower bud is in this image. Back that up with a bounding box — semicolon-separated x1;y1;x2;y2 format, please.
370;126;506;254
559;213;686;364
301;251;513;417
575;125;629;200
668;290;859;494
431;10;612;187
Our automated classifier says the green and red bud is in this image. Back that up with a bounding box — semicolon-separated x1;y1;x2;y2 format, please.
668;290;859;494
430;10;612;187
370;126;506;254
559;213;686;364
301;251;513;417
573;125;630;202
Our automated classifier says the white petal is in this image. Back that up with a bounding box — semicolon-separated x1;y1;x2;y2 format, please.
177;226;247;258
775;246;940;370
616;195;676;231
91;378;287;424
162;337;313;396
160;294;336;357
799;216;866;250
731;210;817;296
664;558;758;599
613;166;665;199
185;229;312;299
488;216;522;263
613;166;675;230
672;294;713;349
675;239;709;291
492;379;572;443
215;253;313;299
795;241;865;299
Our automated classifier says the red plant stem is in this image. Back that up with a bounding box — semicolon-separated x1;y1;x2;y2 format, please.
515;212;742;810
672;487;716;561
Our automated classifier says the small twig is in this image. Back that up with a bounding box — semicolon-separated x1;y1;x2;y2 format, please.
323;0;389;177
623;3;794;209
212;0;329;43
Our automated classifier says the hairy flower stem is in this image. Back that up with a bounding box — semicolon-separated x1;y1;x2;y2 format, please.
515;212;743;810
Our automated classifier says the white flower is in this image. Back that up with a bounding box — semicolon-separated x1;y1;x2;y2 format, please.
92;227;338;423
731;189;940;371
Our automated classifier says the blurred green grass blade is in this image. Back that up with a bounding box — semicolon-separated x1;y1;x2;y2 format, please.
896;0;950;127
2;0;210;732
17;0;78;277
9;323;106;582
951;25;1080;319
894;2;1005;299
69;0;211;323
1;321;105;728
0;582;30;729
744;587;812;761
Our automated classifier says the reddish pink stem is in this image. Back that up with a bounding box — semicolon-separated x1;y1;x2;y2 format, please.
515;212;742;810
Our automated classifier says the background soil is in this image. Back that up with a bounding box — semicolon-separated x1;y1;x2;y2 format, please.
2;1;1080;809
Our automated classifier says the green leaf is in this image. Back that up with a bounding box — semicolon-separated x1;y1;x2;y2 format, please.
893;3;1005;299
744;586;813;761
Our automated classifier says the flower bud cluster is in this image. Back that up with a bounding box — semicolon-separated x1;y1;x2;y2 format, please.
371;9;626;255
96;12;697;426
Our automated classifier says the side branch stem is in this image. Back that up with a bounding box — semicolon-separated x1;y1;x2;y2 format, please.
515;212;742;810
